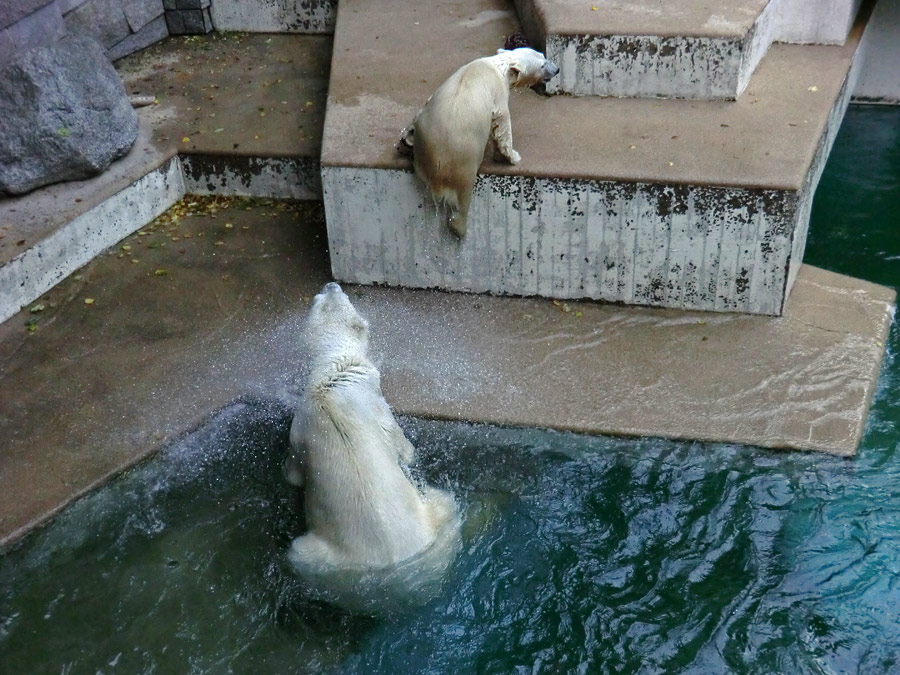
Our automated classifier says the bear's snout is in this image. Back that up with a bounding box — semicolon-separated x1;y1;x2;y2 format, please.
543;61;560;82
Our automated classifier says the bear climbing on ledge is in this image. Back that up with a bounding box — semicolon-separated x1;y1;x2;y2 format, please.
411;47;559;238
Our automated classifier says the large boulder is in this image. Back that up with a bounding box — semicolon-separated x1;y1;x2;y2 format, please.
0;34;138;196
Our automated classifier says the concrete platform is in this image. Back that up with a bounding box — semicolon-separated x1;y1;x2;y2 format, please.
513;0;779;99
322;0;869;315
0;33;330;323
0;197;893;548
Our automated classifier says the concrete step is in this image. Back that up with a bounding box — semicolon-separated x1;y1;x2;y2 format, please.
513;0;781;100
322;0;871;315
209;0;337;34
775;0;863;45
0;34;330;324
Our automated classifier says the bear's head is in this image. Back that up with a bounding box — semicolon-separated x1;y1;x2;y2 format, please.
497;47;559;88
302;282;370;357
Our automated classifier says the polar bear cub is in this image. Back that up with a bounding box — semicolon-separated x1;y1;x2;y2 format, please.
413;48;559;238
286;282;460;601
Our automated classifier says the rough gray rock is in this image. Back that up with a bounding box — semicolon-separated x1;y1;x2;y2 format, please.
64;0;130;49
0;34;138;196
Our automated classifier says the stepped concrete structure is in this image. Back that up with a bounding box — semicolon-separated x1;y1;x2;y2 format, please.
322;0;872;316
513;0;780;100
0;0;896;546
513;0;865;100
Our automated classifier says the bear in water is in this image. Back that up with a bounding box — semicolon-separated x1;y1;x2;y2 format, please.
285;282;460;612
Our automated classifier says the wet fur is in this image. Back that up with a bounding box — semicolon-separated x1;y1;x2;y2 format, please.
412;48;558;238
286;283;459;576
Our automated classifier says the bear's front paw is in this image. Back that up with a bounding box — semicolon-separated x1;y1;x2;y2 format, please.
507;150;521;165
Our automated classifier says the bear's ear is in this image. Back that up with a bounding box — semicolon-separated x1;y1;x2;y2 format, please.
496;48;509;54
509;63;523;86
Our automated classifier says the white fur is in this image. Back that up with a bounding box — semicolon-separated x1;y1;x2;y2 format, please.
413;48;559;238
286;282;459;606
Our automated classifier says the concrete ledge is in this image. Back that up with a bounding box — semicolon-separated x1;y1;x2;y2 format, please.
0;33;329;322
210;0;336;33
324;167;798;314
182;154;321;199
0;158;183;324
0;151;324;323
322;0;869;314
365;265;895;457
515;0;779;99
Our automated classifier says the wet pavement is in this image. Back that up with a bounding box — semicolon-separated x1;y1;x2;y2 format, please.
0;195;894;547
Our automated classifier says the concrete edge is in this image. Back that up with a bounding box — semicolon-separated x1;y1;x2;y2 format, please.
182;154;322;199
845;303;897;455
0;153;323;325
0;392;280;551
735;0;780;97
783;0;872;303
0;158;184;324
209;0;336;34
528;0;778;100
323;165;798;315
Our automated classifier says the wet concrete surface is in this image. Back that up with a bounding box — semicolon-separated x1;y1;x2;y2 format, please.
115;33;330;159
0;198;328;547
0;197;894;547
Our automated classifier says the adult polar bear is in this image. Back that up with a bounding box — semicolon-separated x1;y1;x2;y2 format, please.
413;47;559;238
286;282;460;610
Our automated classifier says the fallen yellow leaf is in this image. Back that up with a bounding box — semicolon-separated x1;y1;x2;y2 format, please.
84;298;94;305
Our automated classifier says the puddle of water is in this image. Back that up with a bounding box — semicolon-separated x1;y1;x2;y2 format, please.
0;108;898;674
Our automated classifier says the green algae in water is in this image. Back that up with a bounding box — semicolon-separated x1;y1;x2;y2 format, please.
2;107;900;674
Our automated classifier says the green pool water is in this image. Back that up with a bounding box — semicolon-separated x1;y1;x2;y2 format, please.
1;106;898;674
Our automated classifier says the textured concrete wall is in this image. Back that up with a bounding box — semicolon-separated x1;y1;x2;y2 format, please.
323;167;803;316
775;0;862;45
535;0;778;100
210;0;336;33
546;34;746;100
181;155;322;199
853;0;900;104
